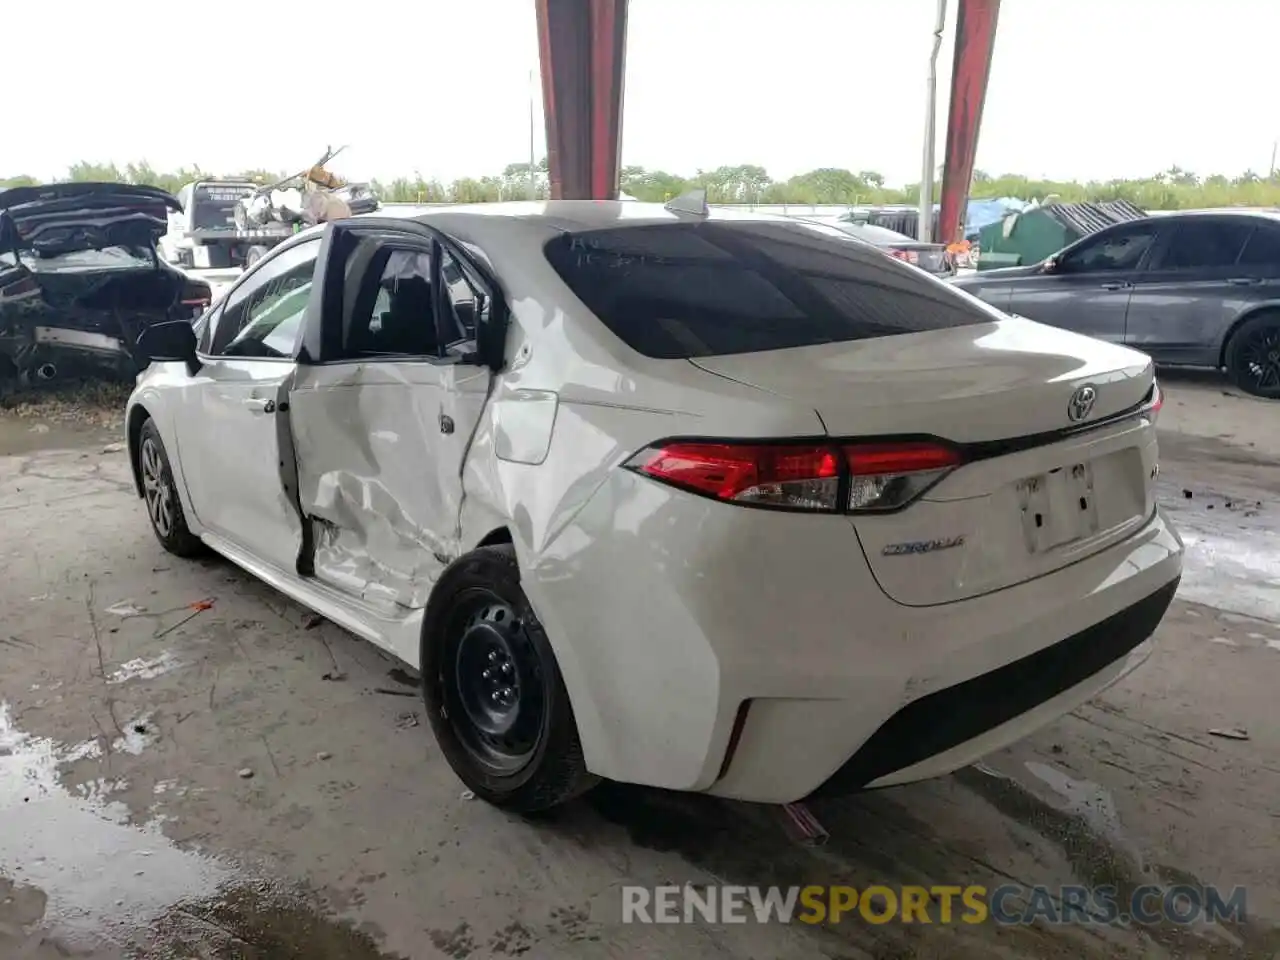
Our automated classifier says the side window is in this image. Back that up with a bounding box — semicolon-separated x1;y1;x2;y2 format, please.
209;240;319;358
439;247;489;350
1154;220;1252;271
343;246;439;358
1060;225;1158;274
1237;225;1280;268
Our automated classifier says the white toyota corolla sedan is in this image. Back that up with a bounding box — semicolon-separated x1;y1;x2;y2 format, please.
124;198;1183;812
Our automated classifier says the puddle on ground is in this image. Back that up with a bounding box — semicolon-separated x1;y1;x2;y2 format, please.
1158;479;1280;623
0;703;398;958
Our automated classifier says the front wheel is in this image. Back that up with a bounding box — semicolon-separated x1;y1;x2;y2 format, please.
421;545;597;812
1225;312;1280;399
138;418;204;557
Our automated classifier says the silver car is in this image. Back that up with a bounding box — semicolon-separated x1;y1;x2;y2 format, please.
951;210;1280;398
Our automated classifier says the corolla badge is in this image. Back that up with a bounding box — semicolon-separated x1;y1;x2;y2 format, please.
881;536;966;557
1067;384;1097;423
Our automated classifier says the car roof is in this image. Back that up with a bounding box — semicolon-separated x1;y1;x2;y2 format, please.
1154;207;1280;222
386;199;799;233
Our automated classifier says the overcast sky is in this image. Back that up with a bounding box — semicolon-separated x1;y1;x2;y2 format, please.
7;0;1276;185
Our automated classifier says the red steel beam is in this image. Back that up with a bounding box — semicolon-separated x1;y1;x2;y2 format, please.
939;0;1001;246
535;0;629;200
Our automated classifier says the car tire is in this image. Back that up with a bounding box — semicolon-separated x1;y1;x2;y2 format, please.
243;245;269;269
1224;312;1280;399
421;544;598;813
137;418;204;558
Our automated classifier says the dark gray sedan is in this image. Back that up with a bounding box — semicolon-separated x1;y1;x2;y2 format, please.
951;210;1280;398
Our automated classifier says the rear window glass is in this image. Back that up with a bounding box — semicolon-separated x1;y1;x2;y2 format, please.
190;183;255;231
543;221;992;359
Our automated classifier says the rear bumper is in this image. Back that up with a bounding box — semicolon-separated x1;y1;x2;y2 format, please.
811;575;1177;795
522;466;1183;803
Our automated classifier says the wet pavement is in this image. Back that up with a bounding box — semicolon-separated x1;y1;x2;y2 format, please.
0;372;1276;959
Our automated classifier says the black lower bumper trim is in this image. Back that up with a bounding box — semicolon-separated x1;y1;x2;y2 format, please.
812;576;1180;797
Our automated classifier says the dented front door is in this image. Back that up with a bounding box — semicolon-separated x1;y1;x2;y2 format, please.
288;361;484;607
286;219;494;610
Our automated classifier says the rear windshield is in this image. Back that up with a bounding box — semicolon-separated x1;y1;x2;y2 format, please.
543;221;991;359
190;183;255;230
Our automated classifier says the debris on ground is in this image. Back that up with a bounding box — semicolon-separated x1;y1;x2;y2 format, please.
0;378;132;428
1182;489;1193;498
374;687;416;698
460;790;475;801
395;712;419;730
303;614;324;630
155;599;216;639
1208;727;1250;741
101;442;125;454
106;600;146;617
316;751;332;761
321;671;347;682
778;801;829;847
237;768;255;779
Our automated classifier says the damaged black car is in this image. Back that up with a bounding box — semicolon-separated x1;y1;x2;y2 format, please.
0;182;212;382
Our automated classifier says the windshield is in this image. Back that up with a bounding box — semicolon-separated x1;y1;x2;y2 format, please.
189;183;256;231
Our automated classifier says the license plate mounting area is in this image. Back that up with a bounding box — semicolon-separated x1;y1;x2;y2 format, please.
1016;461;1100;554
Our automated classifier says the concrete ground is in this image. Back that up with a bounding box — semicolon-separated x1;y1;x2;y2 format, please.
0;370;1276;959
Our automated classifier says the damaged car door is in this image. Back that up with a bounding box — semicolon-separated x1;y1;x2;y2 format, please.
174;238;320;573
288;221;498;611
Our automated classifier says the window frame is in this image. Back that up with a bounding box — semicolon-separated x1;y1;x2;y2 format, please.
299;218;508;369
200;235;322;362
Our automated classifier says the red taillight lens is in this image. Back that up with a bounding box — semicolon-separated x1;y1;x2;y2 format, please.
626;442;841;510
625;439;961;513
1143;380;1163;421
844;441;961;512
1;276;40;301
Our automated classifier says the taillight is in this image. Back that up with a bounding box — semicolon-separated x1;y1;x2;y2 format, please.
1141;380;1163;422
624;439;962;513
844;442;961;512
1;276;40;301
625;442;841;511
889;248;919;265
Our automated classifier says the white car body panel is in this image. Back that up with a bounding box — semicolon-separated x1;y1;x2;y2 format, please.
125;201;1183;803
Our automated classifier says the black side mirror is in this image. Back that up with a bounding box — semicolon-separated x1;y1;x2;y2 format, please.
136;320;200;374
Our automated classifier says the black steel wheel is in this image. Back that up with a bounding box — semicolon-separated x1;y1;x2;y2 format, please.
137;418;204;557
422;545;597;812
1225;312;1280;399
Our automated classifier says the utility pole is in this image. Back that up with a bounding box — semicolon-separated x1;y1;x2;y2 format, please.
1270;140;1277;180
529;68;538;200
918;0;948;242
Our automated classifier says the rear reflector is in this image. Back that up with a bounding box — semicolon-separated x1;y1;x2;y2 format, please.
625;439;962;513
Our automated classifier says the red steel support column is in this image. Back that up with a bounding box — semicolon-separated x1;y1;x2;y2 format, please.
939;0;1001;245
535;0;628;200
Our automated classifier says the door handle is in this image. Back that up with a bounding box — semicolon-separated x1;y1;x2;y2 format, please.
1227;277;1261;286
244;397;276;414
1099;281;1131;291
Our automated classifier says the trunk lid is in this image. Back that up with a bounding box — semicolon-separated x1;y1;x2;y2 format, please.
0;183;180;256
690;317;1159;606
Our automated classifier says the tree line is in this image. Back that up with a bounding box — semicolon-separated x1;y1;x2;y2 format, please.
4;159;1280;210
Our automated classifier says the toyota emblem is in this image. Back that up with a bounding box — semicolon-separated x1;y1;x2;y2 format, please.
1068;384;1097;422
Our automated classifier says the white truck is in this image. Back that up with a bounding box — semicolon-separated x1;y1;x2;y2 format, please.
159;180;296;271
